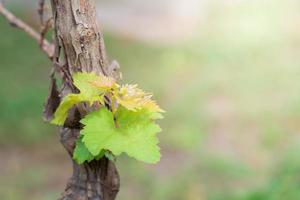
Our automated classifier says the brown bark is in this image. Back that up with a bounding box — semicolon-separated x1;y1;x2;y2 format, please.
49;0;120;199
59;128;119;200
0;0;120;198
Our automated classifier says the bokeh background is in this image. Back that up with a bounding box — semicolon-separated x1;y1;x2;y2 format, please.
1;0;300;199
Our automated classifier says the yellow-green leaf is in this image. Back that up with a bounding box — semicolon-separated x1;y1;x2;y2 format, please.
115;84;164;113
81;107;162;164
51;94;81;125
51;72;111;125
73;137;95;164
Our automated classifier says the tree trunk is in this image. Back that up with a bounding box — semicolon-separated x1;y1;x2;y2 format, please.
49;0;120;199
59;128;119;200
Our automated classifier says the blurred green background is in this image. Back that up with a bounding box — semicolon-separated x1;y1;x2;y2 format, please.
1;0;300;199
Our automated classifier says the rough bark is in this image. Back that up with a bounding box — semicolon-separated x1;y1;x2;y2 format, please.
0;0;120;198
49;0;120;199
59;128;119;200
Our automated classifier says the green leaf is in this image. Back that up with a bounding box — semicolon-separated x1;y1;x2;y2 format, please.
73;137;107;164
95;150;106;160
51;72;105;125
81;108;116;155
73;138;94;164
72;72;105;100
81;107;161;164
104;151;115;161
51;94;80;125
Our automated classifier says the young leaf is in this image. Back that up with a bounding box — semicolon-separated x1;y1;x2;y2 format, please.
73;72;115;99
73;137;107;164
51;94;80;125
115;84;164;113
104;151;115;161
81;107;162;164
95;150;106;160
51;72;111;125
50;72;164;164
81;108;116;155
73;138;94;164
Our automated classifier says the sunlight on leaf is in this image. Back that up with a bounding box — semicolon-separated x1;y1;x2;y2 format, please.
81;107;162;164
115;84;164;113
